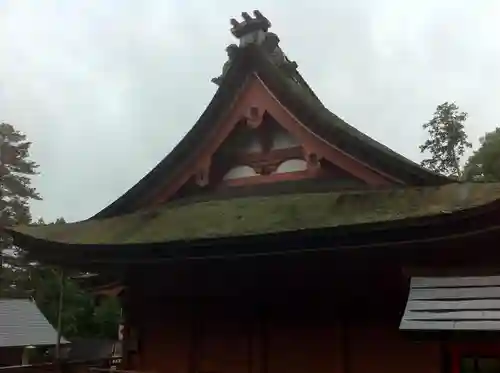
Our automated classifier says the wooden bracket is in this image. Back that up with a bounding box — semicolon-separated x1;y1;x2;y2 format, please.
303;147;321;170
195;157;212;187
244;106;265;128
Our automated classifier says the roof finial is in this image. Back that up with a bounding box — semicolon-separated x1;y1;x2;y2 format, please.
241;12;252;22
230;10;271;46
211;10;298;86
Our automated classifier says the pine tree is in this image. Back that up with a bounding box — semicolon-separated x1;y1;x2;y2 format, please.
0;123;120;337
0;122;41;297
419;102;472;179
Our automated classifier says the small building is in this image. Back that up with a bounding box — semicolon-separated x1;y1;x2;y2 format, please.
7;10;500;373
0;299;69;366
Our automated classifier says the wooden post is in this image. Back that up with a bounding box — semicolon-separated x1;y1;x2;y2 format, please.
55;269;65;360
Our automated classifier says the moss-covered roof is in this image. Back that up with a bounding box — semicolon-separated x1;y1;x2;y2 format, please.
8;183;500;246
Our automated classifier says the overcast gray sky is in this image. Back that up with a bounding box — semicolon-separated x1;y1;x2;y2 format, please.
0;0;499;223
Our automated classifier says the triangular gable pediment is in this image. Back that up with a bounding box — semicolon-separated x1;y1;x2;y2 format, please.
137;75;399;208
94;34;448;219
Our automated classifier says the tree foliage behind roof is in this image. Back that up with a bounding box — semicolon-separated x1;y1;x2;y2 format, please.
465;127;500;182
32;266;121;340
420;102;472;179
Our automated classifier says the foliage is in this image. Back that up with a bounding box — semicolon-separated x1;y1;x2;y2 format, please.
92;296;122;339
420;102;472;178
0;121;121;340
464;127;500;182
0;122;40;226
0;122;40;297
7;217;121;339
32;266;121;339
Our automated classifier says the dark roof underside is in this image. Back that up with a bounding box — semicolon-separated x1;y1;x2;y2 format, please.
93;45;450;219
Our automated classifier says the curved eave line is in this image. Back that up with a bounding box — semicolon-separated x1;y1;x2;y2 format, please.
8;197;500;266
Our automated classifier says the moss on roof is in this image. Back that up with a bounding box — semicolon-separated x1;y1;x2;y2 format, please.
8;183;500;247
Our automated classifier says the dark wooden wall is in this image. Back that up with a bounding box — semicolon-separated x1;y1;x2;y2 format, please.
130;295;441;373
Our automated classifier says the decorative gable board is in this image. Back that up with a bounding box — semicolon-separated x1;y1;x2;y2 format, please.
145;76;396;207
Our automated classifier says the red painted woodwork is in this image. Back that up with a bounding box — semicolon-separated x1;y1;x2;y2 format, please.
221;169;317;187
257;123;273;153
244;105;265;129
232;145;303;164
113;220;500;373
146;75;399;208
125;266;441;373
223;146;305;176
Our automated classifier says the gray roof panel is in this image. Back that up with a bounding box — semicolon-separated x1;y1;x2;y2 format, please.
0;299;69;347
400;276;500;331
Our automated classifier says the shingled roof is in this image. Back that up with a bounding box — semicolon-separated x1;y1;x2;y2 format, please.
0;299;69;348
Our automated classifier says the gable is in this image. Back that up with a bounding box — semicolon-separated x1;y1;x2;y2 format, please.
143;75;398;208
213;120;306;182
209;115;369;189
93;39;449;220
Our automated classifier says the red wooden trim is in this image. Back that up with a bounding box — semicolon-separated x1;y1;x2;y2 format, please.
146;76;398;207
255;75;403;185
232;146;304;165
449;342;500;373
257;123;273;153
451;348;460;373
227;146;306;176
221;169;314;187
451;342;500;355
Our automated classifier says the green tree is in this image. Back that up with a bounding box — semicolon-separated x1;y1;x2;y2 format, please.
92;296;122;338
3;218;67;299
420;102;472;178
0;122;41;297
34;269;121;339
16;218;121;339
464;127;500;181
0;122;121;339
